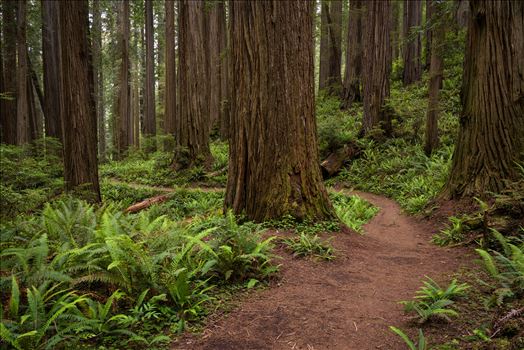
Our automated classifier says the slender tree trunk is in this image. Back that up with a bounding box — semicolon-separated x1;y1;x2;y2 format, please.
226;0;334;222
362;0;392;137
144;0;156;150
424;0;444;156
341;0;363;109
207;1;224;132
174;0;212;170
402;0;422;85
391;0;401;62
42;0;63;143
115;0;131;158
92;0;105;161
218;1;229;140
444;1;524;198
424;0;432;70
28;59;43;140
319;0;342;93
1;0;17;144
164;0;176;150
319;1;329;91
59;0;101;202
16;0;29;145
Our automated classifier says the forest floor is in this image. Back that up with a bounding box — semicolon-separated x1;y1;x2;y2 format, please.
171;190;473;350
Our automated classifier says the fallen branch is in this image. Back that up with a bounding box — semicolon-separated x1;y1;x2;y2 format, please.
124;194;170;214
320;141;361;178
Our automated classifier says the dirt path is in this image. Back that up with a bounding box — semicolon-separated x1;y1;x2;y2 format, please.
173;190;471;350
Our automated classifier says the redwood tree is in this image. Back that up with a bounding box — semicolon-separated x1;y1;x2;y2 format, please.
92;0;105;160
319;0;342;93
115;0;131;158
174;0;212;169
402;0;422;85
0;0;17;144
226;0;334;222
16;0;29;145
60;0;101;202
164;0;176;148
362;0;392;136
444;1;524;198
341;0;363;109
144;0;156;149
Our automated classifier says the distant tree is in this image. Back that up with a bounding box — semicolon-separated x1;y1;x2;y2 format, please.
115;0;131;158
402;0;422;85
42;0;63;142
424;0;432;70
0;0;17;144
341;0;363;109
16;0;30;145
226;0;334;222
174;0;212;170
444;1;524;198
362;0;392;137
319;0;342;94
144;0;156;150
390;0;402;63
424;0;445;156
217;1;229;140
92;0;105;161
164;0;176;150
59;0;101;202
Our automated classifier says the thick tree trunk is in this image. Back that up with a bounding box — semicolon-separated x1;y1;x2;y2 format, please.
164;0;176;150
115;0;131;158
444;1;524;198
42;0;63;143
218;1;229;140
341;0;363;109
16;0;29;145
226;0;334;222
362;0;392;137
402;0;422;85
424;0;444;156
92;0;105;161
144;0;156;150
319;0;342;94
59;0;101;202
174;0;212;170
0;0;17;144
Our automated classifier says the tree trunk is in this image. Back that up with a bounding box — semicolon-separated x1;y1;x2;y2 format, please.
319;1;329;91
164;0;176;150
226;0;334;222
362;0;392;137
424;0;444;156
402;0;422;85
115;0;131;158
218;1;229;140
444;1;524;198
92;0;105;161
42;0;63;143
341;0;363;109
174;0;212;170
390;0;401;62
0;0;17;144
319;0;342;94
144;0;156;150
424;0;432;70
16;0;29;145
60;0;101;202
207;1;226;132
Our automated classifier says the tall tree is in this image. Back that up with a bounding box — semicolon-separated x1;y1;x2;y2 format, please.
92;0;105;160
424;0;445;156
319;0;342;93
16;0;29;145
391;0;402;62
59;0;101;202
362;0;392;136
402;0;422;85
174;0;212;169
144;0;156;149
444;1;524;198
42;0;63;142
217;1;229;140
226;0;334;222
0;0;17;144
164;0;176;149
424;0;432;70
341;0;363;109
115;0;131;158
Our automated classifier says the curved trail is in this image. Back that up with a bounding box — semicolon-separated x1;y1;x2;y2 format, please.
173;191;470;350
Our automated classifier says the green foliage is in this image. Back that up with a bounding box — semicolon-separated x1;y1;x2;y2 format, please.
432;216;469;246
389;327;428;350
330;192;379;233
475;229;524;306
100;181;163;208
283;233;335;261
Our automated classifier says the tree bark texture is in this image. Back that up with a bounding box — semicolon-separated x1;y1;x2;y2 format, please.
92;0;105;161
218;1;229;140
226;0;334;222
319;0;342;93
362;0;392;136
175;0;212;169
341;0;363;109
402;0;422;85
42;0;63;142
424;0;444;156
144;0;156;145
0;0;17;144
424;0;432;70
444;0;524;198
16;0;30;145
59;0;101;202
391;0;401;62
164;0;176;146
115;0;131;158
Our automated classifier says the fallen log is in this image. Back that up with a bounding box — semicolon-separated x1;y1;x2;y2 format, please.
320;142;361;178
124;194;170;214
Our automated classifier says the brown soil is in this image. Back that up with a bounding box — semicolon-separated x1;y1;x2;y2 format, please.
173;191;473;350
